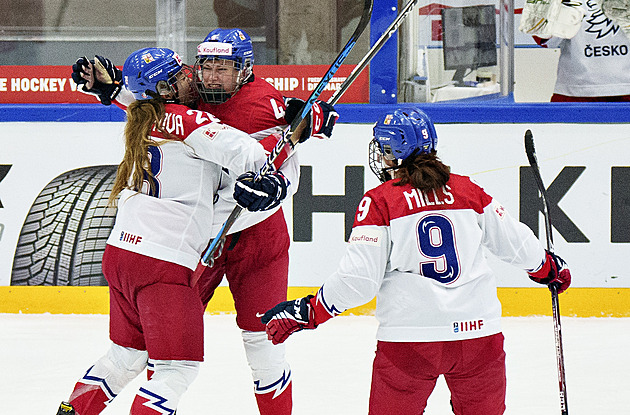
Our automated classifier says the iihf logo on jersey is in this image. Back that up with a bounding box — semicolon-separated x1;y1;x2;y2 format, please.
453;319;484;333
119;231;143;245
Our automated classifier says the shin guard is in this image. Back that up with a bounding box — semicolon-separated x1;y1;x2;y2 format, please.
242;330;292;415
68;344;147;415
130;359;199;414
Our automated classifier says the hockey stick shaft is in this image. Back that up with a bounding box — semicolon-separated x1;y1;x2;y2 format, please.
259;0;373;177
192;0;373;277
328;0;420;105
524;129;569;415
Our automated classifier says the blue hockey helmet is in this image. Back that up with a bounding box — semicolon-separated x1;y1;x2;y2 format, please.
369;109;438;182
194;28;254;103
123;47;197;105
373;108;437;160
197;28;254;66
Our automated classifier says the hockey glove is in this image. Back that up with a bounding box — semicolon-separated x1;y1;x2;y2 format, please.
518;0;585;39
71;55;122;105
261;295;318;345
284;98;339;143
528;250;571;294
261;291;336;345
233;171;289;212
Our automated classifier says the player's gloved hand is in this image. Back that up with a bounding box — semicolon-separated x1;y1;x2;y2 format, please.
261;295;318;345
518;0;585;39
527;250;571;294
233;170;289;212
71;55;122;105
284;98;339;142
71;57;91;86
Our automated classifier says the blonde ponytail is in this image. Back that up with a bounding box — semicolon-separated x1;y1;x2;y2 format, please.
108;99;165;206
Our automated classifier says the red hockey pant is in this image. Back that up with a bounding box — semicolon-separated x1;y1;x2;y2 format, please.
369;333;506;415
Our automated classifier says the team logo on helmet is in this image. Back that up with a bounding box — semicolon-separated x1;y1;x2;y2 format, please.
383;114;393;125
141;53;155;64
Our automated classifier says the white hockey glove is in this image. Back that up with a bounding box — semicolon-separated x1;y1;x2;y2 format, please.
600;0;630;36
519;0;585;39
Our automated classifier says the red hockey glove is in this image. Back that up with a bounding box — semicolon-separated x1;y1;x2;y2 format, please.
528;250;571;294
261;295;316;345
284;98;339;142
261;293;338;345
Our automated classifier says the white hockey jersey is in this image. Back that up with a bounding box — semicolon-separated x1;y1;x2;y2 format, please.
318;174;546;342
546;0;630;97
106;103;286;270
114;80;299;237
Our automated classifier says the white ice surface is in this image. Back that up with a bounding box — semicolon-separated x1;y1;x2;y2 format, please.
1;314;627;414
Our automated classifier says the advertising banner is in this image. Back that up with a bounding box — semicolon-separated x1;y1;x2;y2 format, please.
1;122;628;288
0;65;369;104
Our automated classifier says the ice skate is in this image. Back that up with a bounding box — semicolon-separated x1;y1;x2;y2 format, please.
56;401;75;414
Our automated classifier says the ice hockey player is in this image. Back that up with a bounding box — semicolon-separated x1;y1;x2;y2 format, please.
56;46;292;415
69;27;337;415
259;108;572;415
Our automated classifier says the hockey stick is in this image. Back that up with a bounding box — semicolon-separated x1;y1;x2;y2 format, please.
191;0;373;281
524;129;569;415
328;0;420;105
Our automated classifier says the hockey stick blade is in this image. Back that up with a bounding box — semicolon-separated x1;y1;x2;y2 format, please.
524;129;553;248
524;129;539;169
524;129;569;415
191;0;373;281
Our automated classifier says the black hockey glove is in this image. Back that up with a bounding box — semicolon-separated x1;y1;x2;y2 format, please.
233;170;289;212
71;55;122;106
284;98;339;143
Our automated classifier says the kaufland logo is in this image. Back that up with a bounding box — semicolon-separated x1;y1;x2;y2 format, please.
197;42;233;56
350;234;379;243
